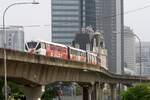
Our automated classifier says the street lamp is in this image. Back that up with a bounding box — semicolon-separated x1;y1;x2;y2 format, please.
3;1;39;100
133;34;142;83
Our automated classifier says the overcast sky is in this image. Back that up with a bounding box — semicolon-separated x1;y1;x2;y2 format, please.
0;0;150;42
0;0;51;42
124;0;150;41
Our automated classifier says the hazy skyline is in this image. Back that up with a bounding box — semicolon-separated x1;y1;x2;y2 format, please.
124;0;150;41
0;0;51;42
0;0;150;41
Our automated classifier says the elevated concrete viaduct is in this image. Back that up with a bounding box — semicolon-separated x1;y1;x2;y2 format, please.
0;49;150;100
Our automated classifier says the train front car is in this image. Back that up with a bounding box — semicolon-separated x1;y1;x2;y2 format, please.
25;41;46;55
68;46;86;62
25;40;68;60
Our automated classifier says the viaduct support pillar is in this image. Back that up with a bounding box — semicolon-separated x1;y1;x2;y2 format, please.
110;84;117;100
23;85;45;100
88;85;93;100
82;83;104;100
92;83;104;100
81;82;105;100
81;83;93;100
98;83;104;100
82;86;89;100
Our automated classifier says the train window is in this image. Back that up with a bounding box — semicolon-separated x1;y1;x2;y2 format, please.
27;42;37;48
82;52;85;56
71;49;75;55
41;43;46;49
81;52;84;56
50;46;54;50
36;43;41;50
71;49;73;54
25;45;28;51
46;44;50;49
79;52;81;56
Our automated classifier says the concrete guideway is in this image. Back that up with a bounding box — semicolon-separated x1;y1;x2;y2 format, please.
0;48;150;100
0;48;149;84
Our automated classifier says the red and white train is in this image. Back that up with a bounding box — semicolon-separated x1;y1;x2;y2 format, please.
25;40;98;65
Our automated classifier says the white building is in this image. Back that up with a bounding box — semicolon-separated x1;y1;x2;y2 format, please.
124;26;136;73
0;26;24;51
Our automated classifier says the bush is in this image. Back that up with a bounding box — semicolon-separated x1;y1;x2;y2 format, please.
121;84;150;100
0;79;25;100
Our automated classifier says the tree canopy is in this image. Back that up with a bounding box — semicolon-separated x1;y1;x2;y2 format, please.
121;84;150;100
0;79;25;100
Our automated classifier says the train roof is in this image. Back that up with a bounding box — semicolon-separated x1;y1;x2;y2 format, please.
26;40;88;52
87;51;97;56
27;40;67;48
68;46;86;52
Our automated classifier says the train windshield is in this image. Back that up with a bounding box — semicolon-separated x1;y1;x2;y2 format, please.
27;41;37;48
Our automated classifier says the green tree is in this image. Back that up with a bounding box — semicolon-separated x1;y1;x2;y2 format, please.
0;79;4;100
41;84;56;100
121;84;150;100
8;81;25;99
0;79;25;100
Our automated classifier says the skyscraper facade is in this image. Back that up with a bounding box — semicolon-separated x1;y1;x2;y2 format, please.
51;0;81;45
52;0;124;73
124;26;136;72
94;0;124;74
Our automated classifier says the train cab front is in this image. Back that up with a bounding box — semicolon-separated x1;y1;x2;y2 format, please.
25;41;37;54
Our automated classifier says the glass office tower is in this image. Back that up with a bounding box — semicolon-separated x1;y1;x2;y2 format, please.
52;0;81;45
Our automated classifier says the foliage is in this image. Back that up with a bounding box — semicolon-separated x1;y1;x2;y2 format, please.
8;81;25;100
0;79;4;100
76;85;82;95
0;79;25;100
121;84;150;100
41;84;56;100
0;80;82;100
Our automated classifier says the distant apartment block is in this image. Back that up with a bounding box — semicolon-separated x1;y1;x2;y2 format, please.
0;26;24;51
136;42;150;76
124;26;136;72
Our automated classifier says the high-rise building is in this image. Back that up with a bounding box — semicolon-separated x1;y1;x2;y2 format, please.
0;26;24;51
123;26;136;72
136;42;150;76
52;0;124;73
51;0;81;45
95;0;124;74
